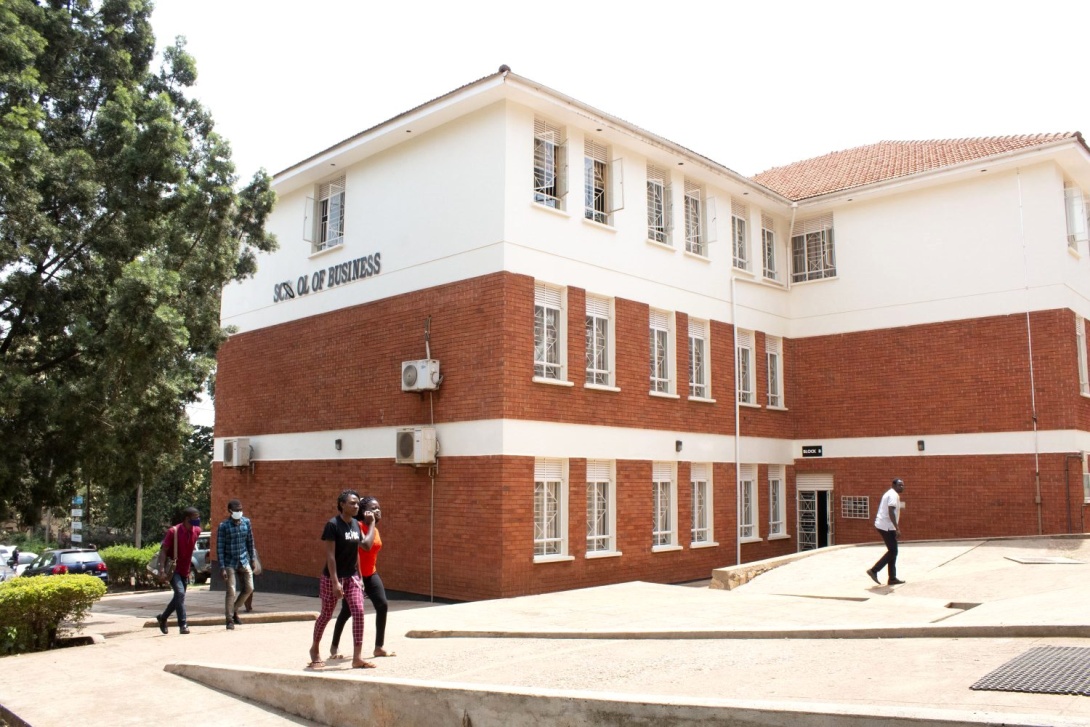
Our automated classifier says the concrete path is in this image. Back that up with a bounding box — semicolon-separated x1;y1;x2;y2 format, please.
1;536;1088;725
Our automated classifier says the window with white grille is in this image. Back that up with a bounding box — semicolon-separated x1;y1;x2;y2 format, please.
586;460;615;554
762;214;777;280
1066;183;1090;251
1078;316;1089;396
682;180;716;255
769;466;785;535
649;309;673;394
584;139;623;225
534;458;567;558
766;335;783;407
736;328;755;405
841;495;870;519
534;282;565;381
791;213;836;282
304;175;346;253
732;199;748;270
534;118;566;210
690;463;713;544
585;295;613;386
653;462;677;548
739;464;757;539
689;317;709;398
647;164;671;244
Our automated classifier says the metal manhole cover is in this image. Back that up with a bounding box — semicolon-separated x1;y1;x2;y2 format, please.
971;646;1090;696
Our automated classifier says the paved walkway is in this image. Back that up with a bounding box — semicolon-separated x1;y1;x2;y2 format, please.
1;536;1088;725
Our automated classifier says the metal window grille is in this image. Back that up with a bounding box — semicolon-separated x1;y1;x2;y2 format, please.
1078;316;1089;395
585;295;610;386
584;139;609;224
1065;183;1090;249
691;463;710;543
739;464;756;539
646;164;670;244
732;199;748;269
689;318;708;398
649;309;670;393
653;462;674;546
314;176;346;251
791;213;836;282
684;180;704;255
534;459;564;556
736;329;754;404
762;214;777;279
766;336;783;407
586;460;612;552
534;118;565;209
534;283;563;380
769;466;785;535
841;495;870;520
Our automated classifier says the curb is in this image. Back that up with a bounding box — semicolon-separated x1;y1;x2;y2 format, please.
143;611;316;629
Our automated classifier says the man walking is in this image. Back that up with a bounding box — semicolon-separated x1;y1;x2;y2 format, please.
217;499;256;630
867;478;906;586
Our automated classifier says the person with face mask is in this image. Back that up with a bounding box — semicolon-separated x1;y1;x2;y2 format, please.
217;499;256;630
155;507;202;635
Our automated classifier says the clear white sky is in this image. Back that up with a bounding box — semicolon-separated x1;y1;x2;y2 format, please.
164;0;1090;426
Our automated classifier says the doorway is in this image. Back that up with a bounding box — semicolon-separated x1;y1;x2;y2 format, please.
797;473;834;551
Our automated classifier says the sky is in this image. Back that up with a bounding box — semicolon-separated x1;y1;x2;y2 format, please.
163;0;1090;425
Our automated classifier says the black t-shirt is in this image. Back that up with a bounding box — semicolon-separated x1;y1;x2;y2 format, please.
321;515;362;578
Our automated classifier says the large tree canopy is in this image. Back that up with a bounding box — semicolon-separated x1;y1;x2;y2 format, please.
0;0;276;522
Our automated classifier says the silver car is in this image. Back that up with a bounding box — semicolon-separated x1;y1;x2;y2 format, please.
190;533;211;584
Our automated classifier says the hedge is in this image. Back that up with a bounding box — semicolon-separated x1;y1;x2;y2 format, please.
98;544;161;588
0;575;107;654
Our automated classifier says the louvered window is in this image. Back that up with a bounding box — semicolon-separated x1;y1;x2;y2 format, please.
690;463;711;544
732;199;748;269
766;335;783;407
688;317;709;398
534;118;566;209
684;180;703;255
1078;316;1089;396
762;214;777;280
585;295;611;386
534;283;564;380
649;309;671;393
739;464;757;539
304;176;346;252
647;164;671;244
534;459;566;557
1066;183;1090;251
769;465;785;535
653;462;676;547
736;328;755;404
791;213;836;282
586;460;613;553
583;139;622;224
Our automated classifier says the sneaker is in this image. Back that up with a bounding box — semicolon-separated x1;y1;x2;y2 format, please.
865;569;880;585
226;619;235;630
232;612;242;625
156;614;168;635
179;625;191;635
888;578;906;585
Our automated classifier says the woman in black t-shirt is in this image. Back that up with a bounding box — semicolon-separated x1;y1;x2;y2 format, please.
307;490;376;669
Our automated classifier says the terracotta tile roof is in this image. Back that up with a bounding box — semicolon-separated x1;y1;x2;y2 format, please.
751;133;1085;201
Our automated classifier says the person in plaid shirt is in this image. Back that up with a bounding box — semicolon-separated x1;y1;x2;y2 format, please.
217;499;256;630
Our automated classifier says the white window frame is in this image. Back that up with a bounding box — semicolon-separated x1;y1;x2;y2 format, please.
649;309;675;395
533;118;567;210
1078;315;1089;396
739;464;759;541
646;164;671;245
534;282;566;382
586;460;619;557
690;463;715;546
688;317;710;399
768;465;786;537
652;462;678;550
791;214;836;282
534;458;569;560
304;176;346;253
1066;183;1090;251
585;294;615;388
762;214;778;280
584;139;623;225
766;335;784;408
732;200;748;270
736;328;755;405
683;180;716;256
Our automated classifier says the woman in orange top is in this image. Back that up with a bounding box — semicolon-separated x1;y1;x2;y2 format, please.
330;495;394;658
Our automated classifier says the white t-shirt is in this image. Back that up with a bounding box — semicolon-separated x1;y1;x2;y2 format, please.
874;488;901;531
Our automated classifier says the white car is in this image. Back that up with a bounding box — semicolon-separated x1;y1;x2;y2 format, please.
13;551;37;576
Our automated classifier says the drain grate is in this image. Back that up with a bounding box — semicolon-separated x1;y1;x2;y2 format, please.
971;646;1090;696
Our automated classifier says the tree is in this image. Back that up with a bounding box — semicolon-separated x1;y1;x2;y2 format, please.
0;0;276;523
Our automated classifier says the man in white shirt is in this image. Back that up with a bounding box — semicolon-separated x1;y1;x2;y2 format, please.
866;478;905;586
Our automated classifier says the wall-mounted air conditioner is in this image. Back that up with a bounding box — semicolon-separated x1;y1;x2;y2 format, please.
396;427;437;465
402;359;441;392
223;438;251;468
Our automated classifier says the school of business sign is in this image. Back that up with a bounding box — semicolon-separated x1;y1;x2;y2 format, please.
273;251;382;303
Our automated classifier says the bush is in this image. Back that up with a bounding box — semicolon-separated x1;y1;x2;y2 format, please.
99;544;161;588
0;575;107;655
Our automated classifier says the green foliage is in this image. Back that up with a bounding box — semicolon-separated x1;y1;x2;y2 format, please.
98;543;159;588
0;574;106;655
0;0;277;523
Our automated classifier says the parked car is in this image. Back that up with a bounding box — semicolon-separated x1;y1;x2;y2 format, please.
13;551;37;576
190;533;211;584
21;549;109;585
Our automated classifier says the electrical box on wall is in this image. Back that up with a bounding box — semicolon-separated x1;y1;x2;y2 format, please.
223;438;250;468
401;359;441;392
395;427;437;465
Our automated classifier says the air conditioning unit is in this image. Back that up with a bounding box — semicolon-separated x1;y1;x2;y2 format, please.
402;359;441;392
223;438;250;468
396;427;437;465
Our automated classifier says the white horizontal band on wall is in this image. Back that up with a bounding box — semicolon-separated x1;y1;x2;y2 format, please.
214;421;1090;464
